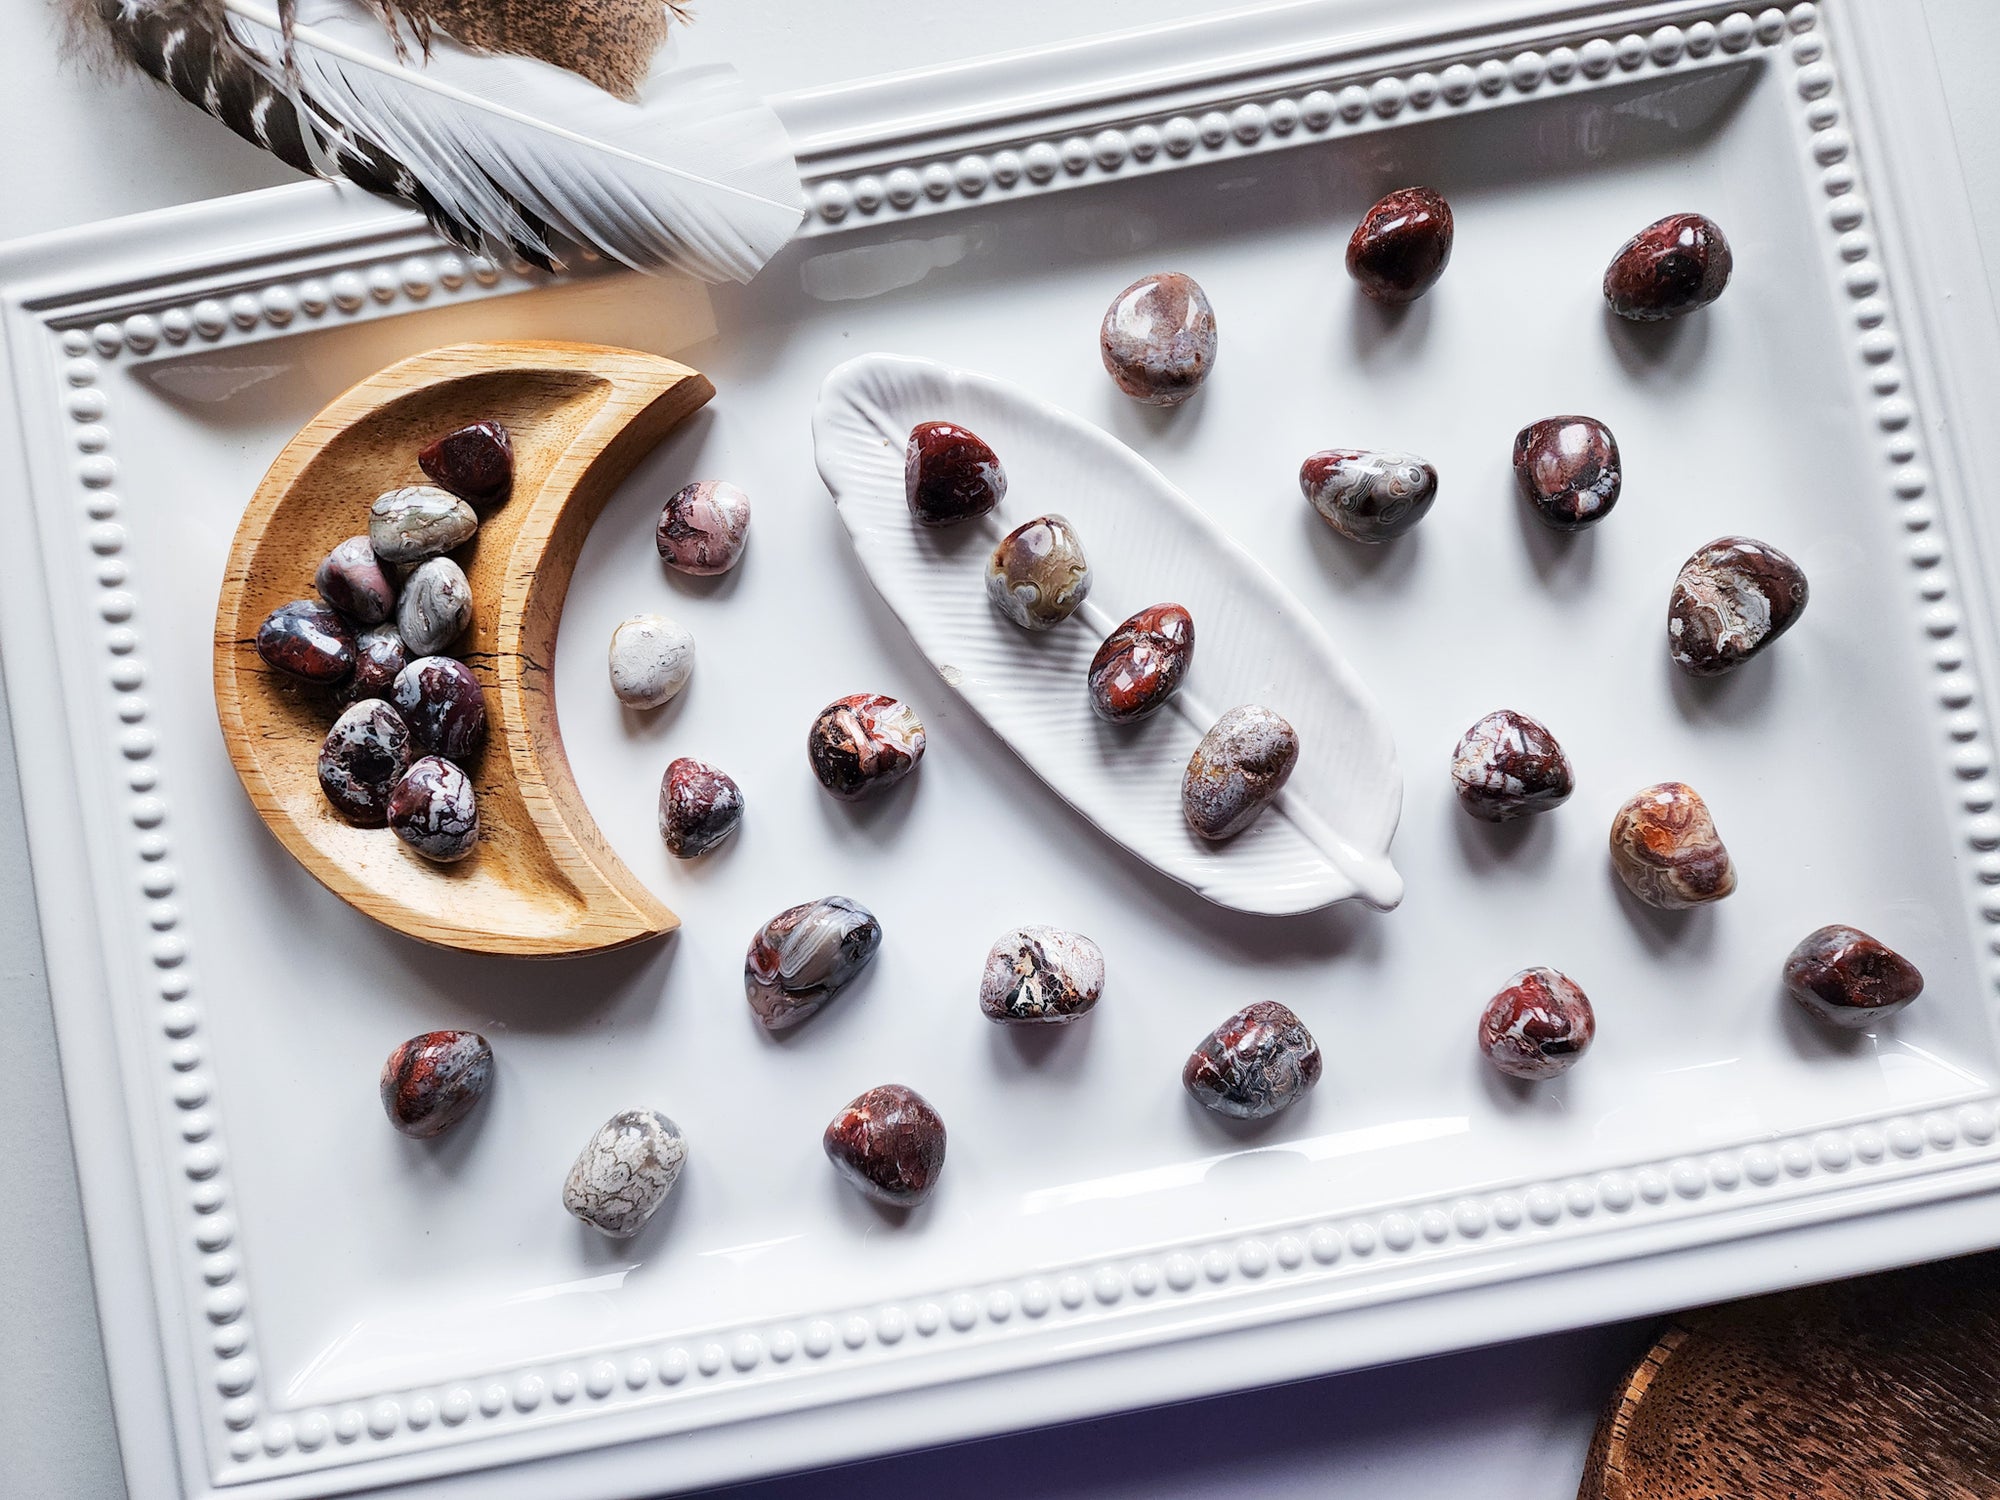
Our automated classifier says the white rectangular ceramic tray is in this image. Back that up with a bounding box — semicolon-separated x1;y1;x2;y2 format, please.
7;1;2000;1496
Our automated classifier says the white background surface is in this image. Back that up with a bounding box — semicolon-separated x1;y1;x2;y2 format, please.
4;3;2000;1497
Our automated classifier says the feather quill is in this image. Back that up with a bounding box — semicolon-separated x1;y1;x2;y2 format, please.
74;0;803;281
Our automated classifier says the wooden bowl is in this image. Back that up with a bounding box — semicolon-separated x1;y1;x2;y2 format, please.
213;341;713;958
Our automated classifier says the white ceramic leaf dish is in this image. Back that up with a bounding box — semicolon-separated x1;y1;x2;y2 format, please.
6;3;2000;1498
814;353;1404;914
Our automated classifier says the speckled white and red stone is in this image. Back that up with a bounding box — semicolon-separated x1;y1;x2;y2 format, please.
1478;969;1595;1081
823;1085;946;1207
1100;271;1217;407
979;926;1105;1023
807;694;925;798
658;757;744;858
1182;1001;1321;1120
1451;709;1573;823
657;481;751;574
1182;705;1298;840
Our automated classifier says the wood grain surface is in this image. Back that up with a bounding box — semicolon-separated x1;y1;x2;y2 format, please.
213;341;713;957
1580;1254;2000;1499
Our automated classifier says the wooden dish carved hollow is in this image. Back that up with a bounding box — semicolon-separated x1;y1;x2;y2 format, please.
213;341;713;958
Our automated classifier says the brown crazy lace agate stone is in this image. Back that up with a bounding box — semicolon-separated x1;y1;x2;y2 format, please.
1451;710;1574;823
1100;272;1217;406
1609;782;1736;909
807;693;926;799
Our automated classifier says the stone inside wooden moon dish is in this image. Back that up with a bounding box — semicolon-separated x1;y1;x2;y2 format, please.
214;342;713;957
813;353;1403;916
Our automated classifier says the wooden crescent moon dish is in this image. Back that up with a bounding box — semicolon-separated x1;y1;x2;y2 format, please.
1578;1254;2000;1498
214;341;712;958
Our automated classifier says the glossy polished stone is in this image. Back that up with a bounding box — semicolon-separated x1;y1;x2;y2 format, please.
823;1084;946;1207
391;656;487;761
658;757;744;858
979;926;1105;1024
1100;272;1217;407
987;514;1092;630
657;481;751;574
1784;925;1924;1028
1183;706;1298;841
1609;782;1735;909
255;599;355;685
904;421;1006;526
387;755;479;863
317;698;412;825
744;896;883;1031
418;421;514;507
1183;1001;1322;1120
315;535;395;625
607;613;695;709
1345;186;1454;304
340;623;409;706
1604;213;1732;321
1513;416;1621;531
396;556;473;656
1300;448;1438;543
1451;710;1574;823
1478;969;1595;1081
563;1108;686;1238
368;484;478;565
1088;603;1194;723
1668;536;1809;677
379;1030;493;1138
807;693;925;799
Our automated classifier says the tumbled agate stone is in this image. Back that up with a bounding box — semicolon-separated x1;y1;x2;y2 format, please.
1478;969;1595;1081
607;613;695;709
823;1084;946;1207
317;698;412;825
1609;782;1735;909
1100;272;1217;406
397;556;473;656
658;757;744;858
256;599;355;685
1300;448;1438;543
1604;213;1732;321
807;694;926;798
1513;416;1621;531
987;514;1092;630
563;1108;686;1238
904;422;1005;526
315;535;395;625
1784;926;1923;1028
1183;706;1298;840
1345;187;1454;304
657;481;751;574
379;1030;493;1138
744;895;883;1031
1183;1001;1322;1120
1451;710;1573;823
419;421;514;507
979;926;1105;1024
391;655;486;761
1088;604;1194;723
387;756;478;863
1668;536;1808;677
368;485;477;565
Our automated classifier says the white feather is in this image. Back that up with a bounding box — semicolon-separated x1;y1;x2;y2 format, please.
219;0;804;281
